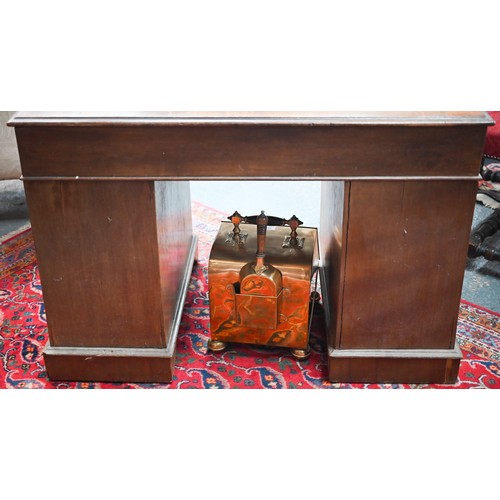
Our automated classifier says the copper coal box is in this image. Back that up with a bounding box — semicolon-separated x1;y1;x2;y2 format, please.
207;211;320;360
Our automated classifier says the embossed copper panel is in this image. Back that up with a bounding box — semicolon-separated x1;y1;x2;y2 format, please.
235;290;282;330
208;222;319;349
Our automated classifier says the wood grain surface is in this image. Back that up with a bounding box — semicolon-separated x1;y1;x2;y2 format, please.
14;124;488;179
327;344;462;384
338;180;478;350
320;181;349;348
23;179;194;351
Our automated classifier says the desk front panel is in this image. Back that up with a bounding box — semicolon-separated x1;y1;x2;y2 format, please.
15;124;486;180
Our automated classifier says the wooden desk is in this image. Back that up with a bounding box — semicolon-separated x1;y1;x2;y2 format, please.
8;112;493;384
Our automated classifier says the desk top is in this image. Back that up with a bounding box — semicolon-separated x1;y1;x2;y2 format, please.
8;111;494;127
10;111;492;180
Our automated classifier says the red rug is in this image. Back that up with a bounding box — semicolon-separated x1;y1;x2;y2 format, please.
1;202;499;389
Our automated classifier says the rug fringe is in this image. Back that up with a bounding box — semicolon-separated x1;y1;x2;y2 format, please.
461;298;500;318
0;223;31;245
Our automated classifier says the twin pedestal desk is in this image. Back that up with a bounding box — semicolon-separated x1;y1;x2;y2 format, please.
8;112;493;385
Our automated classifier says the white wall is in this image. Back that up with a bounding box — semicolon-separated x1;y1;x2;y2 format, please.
190;181;322;228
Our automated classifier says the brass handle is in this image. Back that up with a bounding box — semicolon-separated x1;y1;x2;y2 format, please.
256;211;268;258
228;211;304;248
240;213;303;228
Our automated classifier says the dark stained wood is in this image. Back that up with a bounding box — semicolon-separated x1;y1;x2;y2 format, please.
338;180;477;350
8;111;494;126
14;124;487;179
155;181;194;346
42;235;198;383
24;180;165;348
23;179;195;350
43;344;176;384
328;344;462;384
319;181;349;348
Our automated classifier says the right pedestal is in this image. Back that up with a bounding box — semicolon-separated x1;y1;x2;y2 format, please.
320;180;477;384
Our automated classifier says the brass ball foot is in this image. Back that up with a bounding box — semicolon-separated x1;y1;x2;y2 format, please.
291;346;311;361
208;340;228;353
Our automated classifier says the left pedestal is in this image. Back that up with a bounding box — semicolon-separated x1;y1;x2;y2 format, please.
24;180;196;383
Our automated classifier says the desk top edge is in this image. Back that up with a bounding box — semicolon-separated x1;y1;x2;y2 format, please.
7;111;494;127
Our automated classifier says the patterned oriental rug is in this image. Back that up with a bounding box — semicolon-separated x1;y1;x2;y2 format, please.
1;202;500;389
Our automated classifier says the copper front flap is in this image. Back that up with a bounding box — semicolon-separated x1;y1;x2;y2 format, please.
235;290;283;330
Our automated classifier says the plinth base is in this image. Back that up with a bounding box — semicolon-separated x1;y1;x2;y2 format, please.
43;344;176;384
327;342;462;385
